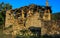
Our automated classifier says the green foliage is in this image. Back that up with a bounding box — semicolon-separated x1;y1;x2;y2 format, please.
52;12;60;20
16;34;60;38
0;2;12;26
0;12;4;25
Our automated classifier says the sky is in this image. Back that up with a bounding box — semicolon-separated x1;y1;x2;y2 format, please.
0;0;60;13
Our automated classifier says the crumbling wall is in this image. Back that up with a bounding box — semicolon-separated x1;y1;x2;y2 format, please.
41;20;60;35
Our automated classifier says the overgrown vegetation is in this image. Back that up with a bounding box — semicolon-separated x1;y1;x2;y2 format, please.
16;33;60;38
52;12;60;20
0;2;12;28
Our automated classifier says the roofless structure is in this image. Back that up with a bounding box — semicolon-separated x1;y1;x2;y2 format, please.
4;0;60;36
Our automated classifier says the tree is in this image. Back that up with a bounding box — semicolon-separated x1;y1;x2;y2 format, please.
0;2;12;27
52;12;60;20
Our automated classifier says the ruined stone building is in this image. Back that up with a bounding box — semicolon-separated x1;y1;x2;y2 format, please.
4;0;60;35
